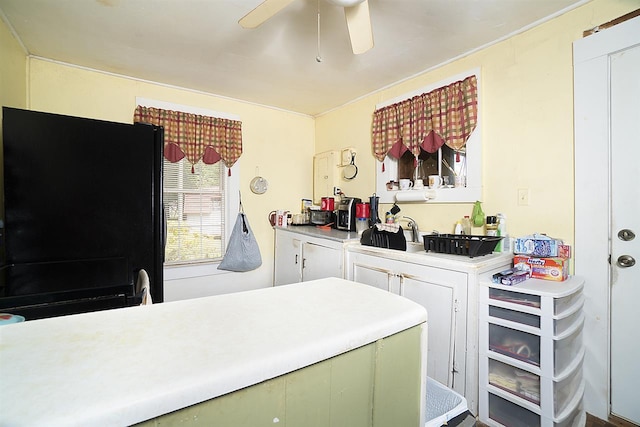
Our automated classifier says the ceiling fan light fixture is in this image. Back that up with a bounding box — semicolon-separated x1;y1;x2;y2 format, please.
324;0;366;7
239;0;373;55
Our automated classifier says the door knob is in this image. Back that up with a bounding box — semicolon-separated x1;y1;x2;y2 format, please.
617;255;636;268
618;229;635;241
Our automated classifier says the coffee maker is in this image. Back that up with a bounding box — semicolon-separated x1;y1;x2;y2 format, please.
336;197;361;231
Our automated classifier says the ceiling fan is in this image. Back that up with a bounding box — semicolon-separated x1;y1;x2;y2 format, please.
239;0;374;55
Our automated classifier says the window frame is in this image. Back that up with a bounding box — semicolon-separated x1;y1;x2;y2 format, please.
135;97;240;280
374;68;481;203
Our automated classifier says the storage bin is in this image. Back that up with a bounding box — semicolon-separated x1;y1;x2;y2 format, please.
489;288;541;308
554;300;583;335
554;320;584;376
480;276;585;427
553;402;583;427
488;358;540;404
489;324;540;366
488;393;540;427
490;306;540;328
554;356;584;417
554;291;582;315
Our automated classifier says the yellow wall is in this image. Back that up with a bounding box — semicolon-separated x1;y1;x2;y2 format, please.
27;59;315;298
0;17;27;109
0;16;28;217
316;0;638;245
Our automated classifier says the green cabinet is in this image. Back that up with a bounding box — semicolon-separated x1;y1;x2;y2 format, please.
137;325;425;427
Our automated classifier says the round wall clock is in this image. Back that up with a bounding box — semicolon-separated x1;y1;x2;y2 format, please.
250;176;268;194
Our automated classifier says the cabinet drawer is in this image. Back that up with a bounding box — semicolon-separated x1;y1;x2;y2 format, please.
486;390;583;427
489;324;541;366
555;401;583;427
554;320;584;376
554;357;583;417
487;302;582;335
554;302;583;335
489;288;540;308
488;359;540;404
490;306;540;328
488;319;583;376
554;291;581;316
488;393;540;427
486;355;583;418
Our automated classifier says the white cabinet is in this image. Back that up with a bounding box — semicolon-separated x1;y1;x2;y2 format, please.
478;276;585;427
313;150;339;204
274;227;358;286
346;245;512;414
347;251;465;385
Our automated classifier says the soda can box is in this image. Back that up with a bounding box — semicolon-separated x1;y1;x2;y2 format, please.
502;271;531;286
492;267;531;286
492;267;530;285
514;234;570;258
514;255;569;282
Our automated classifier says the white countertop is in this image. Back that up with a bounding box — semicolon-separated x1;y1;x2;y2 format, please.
275;225;361;242
348;243;514;273
0;278;427;427
480;274;585;298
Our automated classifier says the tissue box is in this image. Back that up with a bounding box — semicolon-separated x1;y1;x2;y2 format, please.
514;255;569;282
514;235;570;258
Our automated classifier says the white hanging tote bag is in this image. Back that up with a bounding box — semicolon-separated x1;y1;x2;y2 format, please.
218;195;262;272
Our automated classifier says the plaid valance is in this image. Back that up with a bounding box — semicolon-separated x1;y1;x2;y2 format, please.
134;106;242;169
371;75;478;162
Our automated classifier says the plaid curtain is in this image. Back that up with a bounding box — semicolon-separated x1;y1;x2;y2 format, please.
134;106;243;169
371;75;477;162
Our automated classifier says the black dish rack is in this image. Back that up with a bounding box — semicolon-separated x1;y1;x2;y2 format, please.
423;234;503;258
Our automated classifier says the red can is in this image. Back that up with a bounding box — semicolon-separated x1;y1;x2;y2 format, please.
321;197;335;211
356;202;370;219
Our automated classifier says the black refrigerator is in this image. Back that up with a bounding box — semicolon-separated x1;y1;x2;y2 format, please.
0;107;164;320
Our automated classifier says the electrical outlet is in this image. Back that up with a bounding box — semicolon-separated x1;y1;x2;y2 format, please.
334;187;341;196
518;188;530;206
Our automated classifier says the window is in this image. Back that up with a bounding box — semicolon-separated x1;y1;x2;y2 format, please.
163;158;225;264
374;69;481;203
135;97;240;279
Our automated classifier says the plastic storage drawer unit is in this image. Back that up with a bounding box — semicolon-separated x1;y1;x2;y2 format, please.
479;276;585;427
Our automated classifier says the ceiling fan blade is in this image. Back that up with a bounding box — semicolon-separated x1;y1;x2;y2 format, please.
239;0;297;29
344;0;373;54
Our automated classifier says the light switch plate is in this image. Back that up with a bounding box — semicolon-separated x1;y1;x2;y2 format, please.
518;188;530;206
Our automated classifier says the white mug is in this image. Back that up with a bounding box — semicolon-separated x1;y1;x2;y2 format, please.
428;175;443;188
399;179;413;190
276;210;288;227
413;179;424;190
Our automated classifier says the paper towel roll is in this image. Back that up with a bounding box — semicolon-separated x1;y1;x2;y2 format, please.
395;190;432;202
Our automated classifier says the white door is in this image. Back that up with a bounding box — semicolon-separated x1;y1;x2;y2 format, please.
574;15;640;423
274;232;302;285
301;242;342;281
349;259;395;292
609;42;640;424
401;274;457;388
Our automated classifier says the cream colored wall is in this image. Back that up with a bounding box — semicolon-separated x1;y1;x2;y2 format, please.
0;16;27;220
316;0;638;247
27;59;315;300
0;17;27;110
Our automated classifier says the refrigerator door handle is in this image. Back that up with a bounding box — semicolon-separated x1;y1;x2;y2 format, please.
162;203;167;262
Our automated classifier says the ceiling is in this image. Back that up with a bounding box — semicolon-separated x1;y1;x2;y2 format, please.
0;0;586;116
